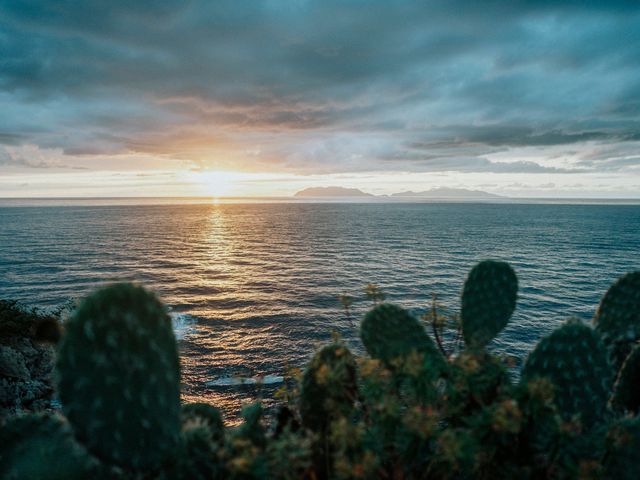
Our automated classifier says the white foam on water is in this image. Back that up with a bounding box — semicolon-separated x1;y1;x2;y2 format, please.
206;375;284;387
170;311;197;340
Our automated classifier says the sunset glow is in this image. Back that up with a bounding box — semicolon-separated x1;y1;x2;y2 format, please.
190;171;245;198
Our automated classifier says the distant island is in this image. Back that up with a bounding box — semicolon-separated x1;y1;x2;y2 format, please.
293;186;502;199
391;187;503;199
294;186;373;197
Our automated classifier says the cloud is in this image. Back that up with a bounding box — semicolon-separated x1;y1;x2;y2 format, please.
0;145;89;169
0;1;639;177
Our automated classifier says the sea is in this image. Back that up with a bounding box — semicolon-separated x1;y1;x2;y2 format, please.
1;198;639;421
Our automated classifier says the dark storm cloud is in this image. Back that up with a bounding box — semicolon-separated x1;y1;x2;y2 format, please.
1;0;639;173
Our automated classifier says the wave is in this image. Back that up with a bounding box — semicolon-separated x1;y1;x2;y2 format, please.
206;375;284;387
169;311;197;340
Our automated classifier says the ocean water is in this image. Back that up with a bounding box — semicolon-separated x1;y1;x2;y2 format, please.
1;200;639;419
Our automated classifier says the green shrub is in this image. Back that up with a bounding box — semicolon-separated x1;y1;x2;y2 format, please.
0;300;59;340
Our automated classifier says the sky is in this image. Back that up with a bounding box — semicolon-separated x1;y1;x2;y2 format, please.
1;1;640;198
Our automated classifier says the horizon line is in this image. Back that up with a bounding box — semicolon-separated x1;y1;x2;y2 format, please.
2;195;640;202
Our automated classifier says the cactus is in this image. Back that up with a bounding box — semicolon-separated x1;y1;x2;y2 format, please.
266;423;313;480
273;405;300;437
593;271;640;369
521;318;612;427
602;416;640;480
446;350;512;419
174;425;224;480
360;303;446;377
236;401;267;448
299;343;358;432
56;283;181;472
514;378;561;475
0;413;94;479
171;404;226;480
461;260;518;349
227;402;269;479
182;402;225;445
550;423;607;479
611;344;640;414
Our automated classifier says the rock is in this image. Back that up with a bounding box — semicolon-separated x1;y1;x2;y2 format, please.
0;337;56;420
0;345;30;380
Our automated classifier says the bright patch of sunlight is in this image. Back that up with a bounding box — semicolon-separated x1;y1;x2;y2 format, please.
189;171;246;197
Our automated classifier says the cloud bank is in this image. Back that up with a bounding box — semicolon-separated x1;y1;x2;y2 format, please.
1;1;639;195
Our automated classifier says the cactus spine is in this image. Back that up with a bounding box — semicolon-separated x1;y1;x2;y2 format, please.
56;283;181;472
461;260;518;349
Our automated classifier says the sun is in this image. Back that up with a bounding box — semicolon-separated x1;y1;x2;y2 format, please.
191;171;242;197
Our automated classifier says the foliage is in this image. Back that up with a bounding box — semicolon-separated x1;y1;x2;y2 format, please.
0;300;60;341
1;263;640;479
0;413;96;479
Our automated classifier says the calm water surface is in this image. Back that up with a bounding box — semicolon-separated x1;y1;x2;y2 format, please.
1;201;639;419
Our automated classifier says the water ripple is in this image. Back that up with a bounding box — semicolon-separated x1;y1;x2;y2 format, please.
1;202;639;419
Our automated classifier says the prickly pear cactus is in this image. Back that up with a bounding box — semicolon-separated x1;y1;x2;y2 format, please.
360;303;446;375
237;401;267;448
227;402;269;478
173;425;224;480
593;271;640;369
521;318;612;427
172;404;226;480
461;260;518;349
611;344;640;414
0;413;94;479
299;343;358;432
515;377;560;470
56;283;181;471
603;416;640;480
446;350;512;419
182;403;225;445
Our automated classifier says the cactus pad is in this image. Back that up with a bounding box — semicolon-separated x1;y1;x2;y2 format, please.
173;405;226;480
56;283;181;471
593;271;640;369
461;260;518;349
0;413;93;479
299;343;358;432
174;425;224;480
446;350;512;418
360;303;446;375
603;416;640;480
181;402;225;445
612;344;640;414
522;318;612;427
